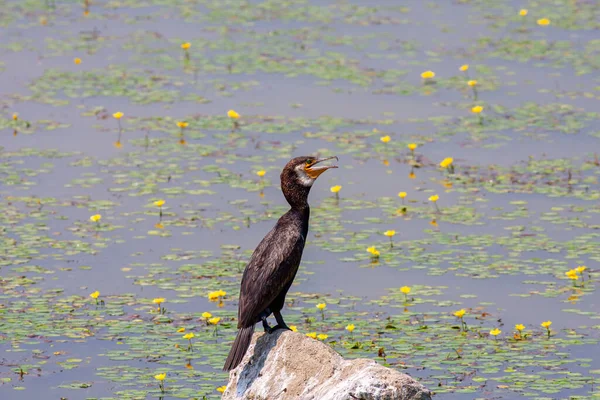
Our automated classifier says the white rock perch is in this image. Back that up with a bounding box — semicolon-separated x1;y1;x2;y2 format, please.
222;330;432;400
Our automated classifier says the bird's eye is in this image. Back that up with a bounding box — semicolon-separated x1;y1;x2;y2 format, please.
305;159;313;166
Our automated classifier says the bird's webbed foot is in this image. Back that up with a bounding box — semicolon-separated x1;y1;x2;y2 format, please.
264;324;290;334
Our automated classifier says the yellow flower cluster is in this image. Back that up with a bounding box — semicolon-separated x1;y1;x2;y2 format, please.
208;289;227;301
330;185;342;193
366;246;380;257
306;332;328;340
565;266;586;280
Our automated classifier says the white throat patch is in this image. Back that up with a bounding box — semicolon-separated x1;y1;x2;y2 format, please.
295;164;315;187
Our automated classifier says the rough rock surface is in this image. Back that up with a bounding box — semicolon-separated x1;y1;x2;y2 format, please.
222;330;432;400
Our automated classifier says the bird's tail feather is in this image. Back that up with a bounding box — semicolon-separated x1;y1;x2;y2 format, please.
223;325;254;371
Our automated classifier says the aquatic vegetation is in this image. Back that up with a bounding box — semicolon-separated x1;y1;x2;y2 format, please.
154;372;166;393
1;0;599;398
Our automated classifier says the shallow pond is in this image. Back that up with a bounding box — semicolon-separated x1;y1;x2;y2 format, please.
1;0;600;399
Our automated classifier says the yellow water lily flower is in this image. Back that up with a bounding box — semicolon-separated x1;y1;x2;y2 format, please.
227;109;240;119
471;105;483;113
366;246;380;257
183;333;195;340
454;309;466;318
306;332;317;339
407;143;417;151
380;135;391;143
398;192;407;199
537;18;550;26
440;157;453;169
177;327;185;333
565;270;578;280
154;373;166;381
421;70;435;79
12;113;18;121
90;214;102;222
208;290;226;301
181;42;191;49
515;324;525;332
176;121;188;128
467;80;477;86
519;9;528;16
317;334;328;340
345;324;355;332
209;317;221;325
202;312;212;319
541;321;552;328
459;64;469;72
256;170;266;177
217;386;226;393
384;230;396;237
429;194;439;202
89;291;100;299
330;185;342;193
490;328;501;336
112;111;124;119
154;200;165;207
400;286;411;294
290;325;297;332
316;303;326;310
575;266;586;274
74;58;82;65
152;298;165;305
208;292;219;301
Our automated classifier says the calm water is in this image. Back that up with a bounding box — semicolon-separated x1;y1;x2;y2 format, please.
1;1;599;399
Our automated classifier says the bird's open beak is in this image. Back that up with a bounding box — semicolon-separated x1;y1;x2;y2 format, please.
305;156;339;179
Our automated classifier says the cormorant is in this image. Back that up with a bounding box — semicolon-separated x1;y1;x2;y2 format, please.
223;155;338;371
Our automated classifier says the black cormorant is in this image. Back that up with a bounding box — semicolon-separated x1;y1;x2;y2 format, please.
223;156;338;371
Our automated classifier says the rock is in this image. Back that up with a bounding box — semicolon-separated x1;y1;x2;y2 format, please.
222;330;432;400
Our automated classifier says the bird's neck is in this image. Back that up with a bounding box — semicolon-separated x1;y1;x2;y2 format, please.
283;184;311;210
288;205;310;239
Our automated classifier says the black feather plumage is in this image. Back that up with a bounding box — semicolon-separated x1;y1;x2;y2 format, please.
223;156;336;371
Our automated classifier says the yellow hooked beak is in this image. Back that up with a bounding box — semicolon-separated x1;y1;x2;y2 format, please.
305;156;339;179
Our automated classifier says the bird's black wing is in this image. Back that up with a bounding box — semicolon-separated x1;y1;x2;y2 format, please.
237;217;305;328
